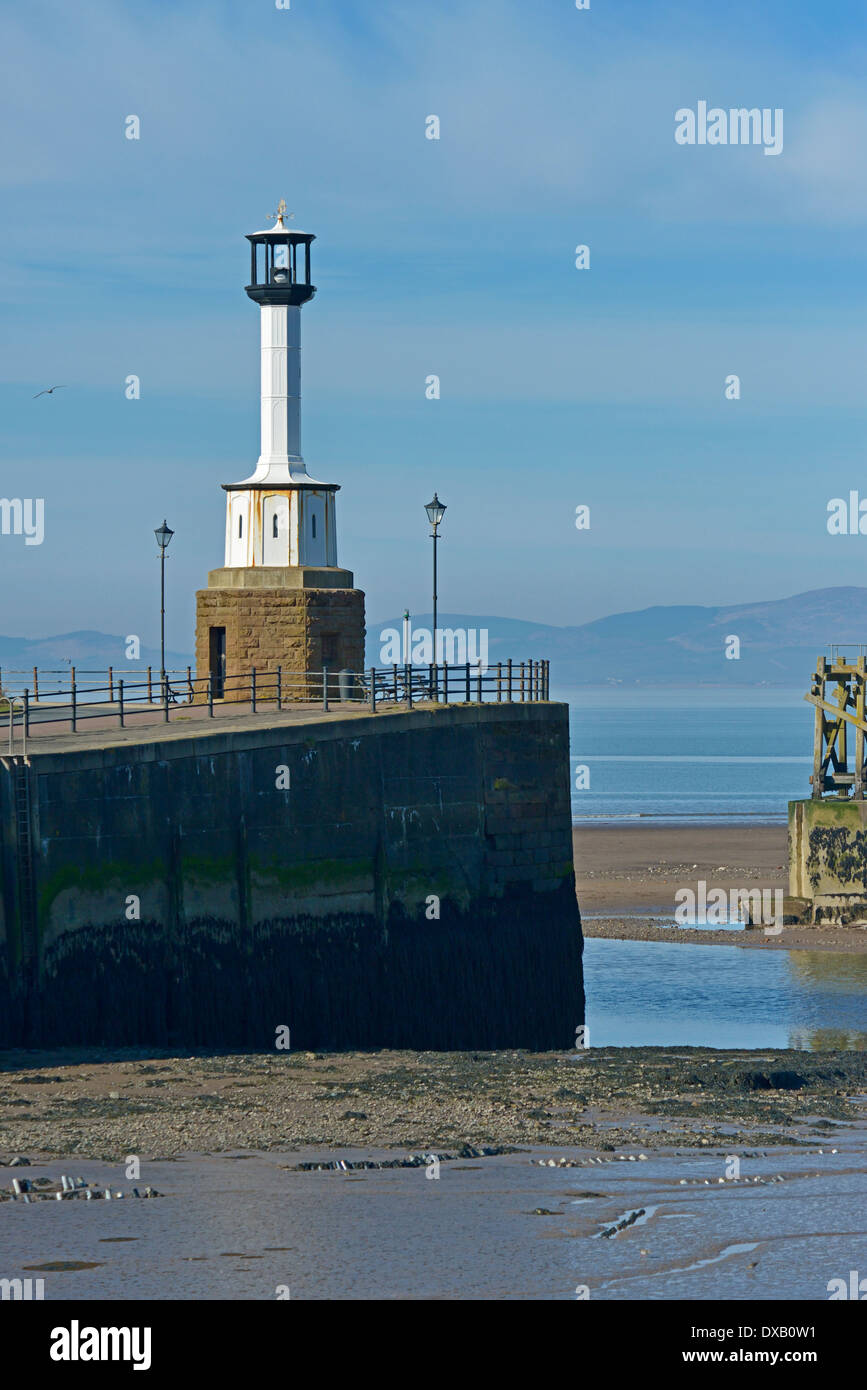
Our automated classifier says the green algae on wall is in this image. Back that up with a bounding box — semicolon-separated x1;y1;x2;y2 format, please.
789;797;867;898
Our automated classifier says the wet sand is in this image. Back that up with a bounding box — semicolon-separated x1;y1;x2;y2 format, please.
573;823;867;952
4;1042;865;1301
3;1138;865;1300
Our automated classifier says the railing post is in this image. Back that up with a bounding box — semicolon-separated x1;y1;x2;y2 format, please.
118;679;124;728
323;665;329;712
71;678;77;732
277;665;282;711
251;667;257;713
392;664;398;704
208;673;214;717
370;667;376;712
477;665;482;702
108;665;114;701
163;675;169;723
507;658;512;702
443;661;449;704
406;662;412;709
465;662;470;703
497;661;502;702
186;665;192;701
147;665;152;702
520;661;526;702
23;689;29;741
32;667;38;702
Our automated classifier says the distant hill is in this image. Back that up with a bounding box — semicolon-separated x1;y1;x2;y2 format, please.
369;587;867;685
0;630;194;693
1;587;863;690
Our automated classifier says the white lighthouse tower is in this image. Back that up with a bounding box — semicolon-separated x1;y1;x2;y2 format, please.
224;199;339;568
195;201;364;696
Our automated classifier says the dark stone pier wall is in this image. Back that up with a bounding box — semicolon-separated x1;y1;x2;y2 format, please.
0;703;582;1049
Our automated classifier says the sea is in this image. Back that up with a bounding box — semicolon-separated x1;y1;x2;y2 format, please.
562;687;812;824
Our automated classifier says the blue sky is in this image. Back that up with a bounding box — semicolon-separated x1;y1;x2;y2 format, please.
3;0;867;651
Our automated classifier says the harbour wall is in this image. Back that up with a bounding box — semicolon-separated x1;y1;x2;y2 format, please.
0;702;582;1049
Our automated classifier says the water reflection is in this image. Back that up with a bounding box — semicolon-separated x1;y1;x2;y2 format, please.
584;939;867;1050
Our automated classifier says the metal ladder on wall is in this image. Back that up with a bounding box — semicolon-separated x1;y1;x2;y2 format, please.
7;756;36;968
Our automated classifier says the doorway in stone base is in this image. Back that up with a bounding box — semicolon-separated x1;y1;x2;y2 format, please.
209;626;226;699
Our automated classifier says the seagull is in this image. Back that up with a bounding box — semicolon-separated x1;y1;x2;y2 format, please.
33;385;67;398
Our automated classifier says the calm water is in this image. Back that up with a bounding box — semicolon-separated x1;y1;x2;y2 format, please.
585;939;867;1050
561;688;812;824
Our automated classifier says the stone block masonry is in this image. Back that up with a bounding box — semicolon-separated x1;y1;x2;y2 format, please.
195;568;365;698
787;797;867;924
0;702;582;1049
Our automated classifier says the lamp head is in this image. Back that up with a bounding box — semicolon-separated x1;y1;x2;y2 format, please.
154;519;174;551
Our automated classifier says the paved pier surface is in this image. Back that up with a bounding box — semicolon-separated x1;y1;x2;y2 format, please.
7;697;444;757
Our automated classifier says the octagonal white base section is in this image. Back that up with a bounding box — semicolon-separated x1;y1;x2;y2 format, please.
224;485;338;568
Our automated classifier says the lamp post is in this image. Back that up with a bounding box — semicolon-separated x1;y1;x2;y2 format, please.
402;609;411;666
424;494;446;684
154;519;174;689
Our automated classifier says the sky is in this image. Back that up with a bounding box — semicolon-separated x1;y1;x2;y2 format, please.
2;0;867;653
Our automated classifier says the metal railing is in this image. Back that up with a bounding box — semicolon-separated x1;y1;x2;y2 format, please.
0;660;551;739
0;665;194;703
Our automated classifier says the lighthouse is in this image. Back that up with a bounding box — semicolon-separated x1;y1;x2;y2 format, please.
195;201;365;697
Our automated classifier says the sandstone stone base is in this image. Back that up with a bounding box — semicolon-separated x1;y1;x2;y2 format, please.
195;578;365;701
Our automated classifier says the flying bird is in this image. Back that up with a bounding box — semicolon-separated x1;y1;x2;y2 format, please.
33;385;67;398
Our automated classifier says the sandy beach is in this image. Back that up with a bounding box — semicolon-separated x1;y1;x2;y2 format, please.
573;822;867;952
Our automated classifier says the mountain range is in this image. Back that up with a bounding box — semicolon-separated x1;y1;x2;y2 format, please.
368;587;867;686
0;587;863;689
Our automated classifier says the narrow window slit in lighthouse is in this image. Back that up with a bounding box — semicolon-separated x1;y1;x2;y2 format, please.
238;515;243;538
311;514;317;539
272;514;279;538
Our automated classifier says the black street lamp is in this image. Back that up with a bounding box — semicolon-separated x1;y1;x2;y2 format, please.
424;494;446;679
154;519;174;688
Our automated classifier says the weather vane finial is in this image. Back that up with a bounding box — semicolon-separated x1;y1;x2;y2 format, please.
269;198;294;228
